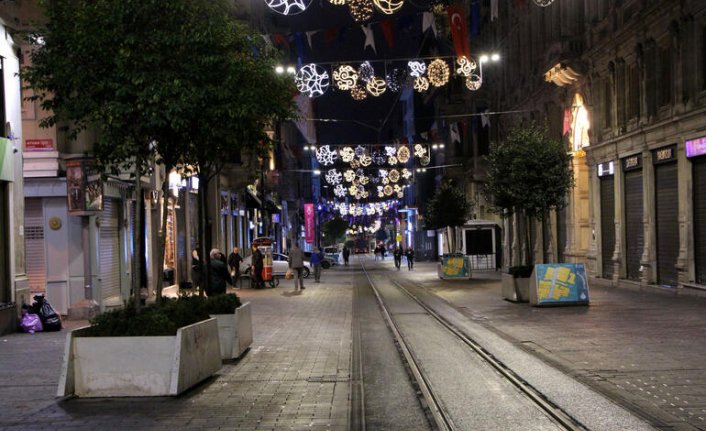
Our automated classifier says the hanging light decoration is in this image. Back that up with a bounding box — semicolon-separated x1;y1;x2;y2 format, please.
334;184;346;197
333;65;359;90
408;60;427;77
384;146;397;156
465;74;482;91
379;169;388;178
401;168;412;179
397;146;410;163
386;69;404;92
366;77;387;96
388;169;400;182
388;155;398;165
264;0;312;15
350;158;361;168
414;143;428;157
340;146;355;162
359;154;373;166
427;59;450;87
532;0;556;6
384;185;393;196
373;0;404;14
295;64;330;97
344;169;356;182
429;0;448;14
316;145;338;165
359;175;370;185
349;0;374;22
414;76;429;92
382;177;390;185
351;85;368;100
420;155;430;166
373;151;387;165
325;169;342;185
455;56;477;77
358;61;375;82
328;0;346;4
354;145;366;157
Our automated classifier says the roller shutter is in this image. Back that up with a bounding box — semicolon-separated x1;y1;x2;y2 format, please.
600;176;615;278
693;157;706;283
25;198;46;294
99;198;121;300
655;162;679;286
624;170;644;280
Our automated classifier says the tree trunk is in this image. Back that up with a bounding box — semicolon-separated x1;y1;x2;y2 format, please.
197;172;211;297
133;162;143;312
155;176;170;300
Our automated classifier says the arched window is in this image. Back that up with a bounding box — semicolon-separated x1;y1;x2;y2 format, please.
570;94;590;156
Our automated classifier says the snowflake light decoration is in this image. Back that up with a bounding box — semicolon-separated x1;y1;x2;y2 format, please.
333;65;359;90
414;143;427;157
325;169;342;185
414;76;430;92
397;146;410;163
371;176;380;184
408;61;427;77
359;154;372;166
456;56;477;77
385;146;397;156
379;169;388;177
296;64;330;97
354;145;366;157
373;0;404;14
349;0;374;22
316;145;338;165
388;169;400;182
334;184;347;197
358;61;375;83
340;146;355;162
427;59;450;87
351;85;368;100
366;77;387;97
264;0;312;15
344;170;356;182
388;155;398;165
373;152;387;165
465;75;482;91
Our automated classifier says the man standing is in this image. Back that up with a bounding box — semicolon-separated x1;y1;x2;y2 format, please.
406;247;415;270
310;247;324;283
208;249;232;295
228;247;243;287
393;246;403;270
288;243;305;291
251;244;265;288
342;246;350;266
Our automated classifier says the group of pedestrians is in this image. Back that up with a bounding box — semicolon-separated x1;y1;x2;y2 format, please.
393;246;415;270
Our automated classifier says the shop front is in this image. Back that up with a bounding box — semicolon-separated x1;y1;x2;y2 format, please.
597;161;615;280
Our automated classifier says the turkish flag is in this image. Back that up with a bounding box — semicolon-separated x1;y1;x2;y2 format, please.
447;4;471;60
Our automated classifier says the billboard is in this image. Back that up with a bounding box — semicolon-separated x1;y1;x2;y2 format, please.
530;263;589;306
438;255;471;279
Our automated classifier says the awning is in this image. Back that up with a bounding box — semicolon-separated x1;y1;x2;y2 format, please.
245;188;261;209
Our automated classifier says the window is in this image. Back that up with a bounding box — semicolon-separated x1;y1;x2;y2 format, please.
603;80;612;129
659;46;672;106
627;64;640;119
616;60;626;128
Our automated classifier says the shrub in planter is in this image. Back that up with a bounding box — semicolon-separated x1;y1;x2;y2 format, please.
508;265;534;278
204;293;241;314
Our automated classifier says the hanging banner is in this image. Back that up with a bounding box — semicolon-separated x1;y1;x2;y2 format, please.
447;4;471;59
304;203;315;244
0;138;13;181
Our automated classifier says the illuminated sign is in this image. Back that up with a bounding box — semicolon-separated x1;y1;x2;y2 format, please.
597;161;614;177
623;155;640;170
529;263;589;306
25;139;53;151
304;203;315;244
686;137;706;158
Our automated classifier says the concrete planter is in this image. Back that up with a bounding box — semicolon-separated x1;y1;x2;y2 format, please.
501;273;530;303
0;303;17;336
210;301;253;360
57;318;221;398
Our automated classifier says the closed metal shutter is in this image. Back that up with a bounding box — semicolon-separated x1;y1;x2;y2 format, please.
600;176;615;278
655;162;679;286
99;198;121;300
24;198;46;294
692;157;706;283
624;170;644;280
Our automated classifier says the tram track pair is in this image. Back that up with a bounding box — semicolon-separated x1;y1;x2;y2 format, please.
360;262;589;431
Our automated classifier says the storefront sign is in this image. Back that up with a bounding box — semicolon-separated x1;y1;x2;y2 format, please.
597;161;614;177
686;137;706;158
0;138;13;181
24;139;53;151
304;203;315;244
66;158;103;215
623;155;641;171
653;145;677;164
529;263;589;306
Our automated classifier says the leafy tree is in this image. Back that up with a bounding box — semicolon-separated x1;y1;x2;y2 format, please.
23;0;295;304
321;218;349;245
483;124;574;266
424;179;473;254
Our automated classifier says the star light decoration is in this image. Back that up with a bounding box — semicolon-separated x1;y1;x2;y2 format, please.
373;0;404;14
333;65;359;91
349;0;374;22
296;64;329;98
366;77;387;96
427;59;450;87
316;145;338;165
264;0;312;15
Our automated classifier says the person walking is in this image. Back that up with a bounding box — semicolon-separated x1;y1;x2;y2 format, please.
288;243;306;291
393;246;403;270
208;249;232;296
251;244;265;288
342;246;350;266
405;247;415;270
310;247;324;283
227;247;243;287
374;245;380;261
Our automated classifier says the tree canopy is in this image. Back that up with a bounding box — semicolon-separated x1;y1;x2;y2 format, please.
321;218;349;245
424;179;472;230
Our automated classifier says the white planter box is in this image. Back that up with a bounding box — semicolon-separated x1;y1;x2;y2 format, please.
57;318;221;398
211;301;253;360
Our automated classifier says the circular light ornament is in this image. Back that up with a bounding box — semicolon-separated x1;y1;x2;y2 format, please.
325;169;342;185
295;64;330;97
465;74;482;91
456;56;477;77
414;76;429;92
373;0;404;14
349;184;359;196
532;0;556;6
344;169;356;182
427;59;450;87
354;145;366;157
349;0;374;21
334;184;347;197
359;154;373;166
366;77;387;96
340;146;355;162
264;0;312;15
386;69;404;92
359;175;370;185
316;145;338;165
408;61;427;77
373;152;387;165
358;61;375;82
420;155;430;166
388;169;400;182
328;0;346;4
351;85;368;100
397;146;410;163
384;185;393;196
333;65;359;90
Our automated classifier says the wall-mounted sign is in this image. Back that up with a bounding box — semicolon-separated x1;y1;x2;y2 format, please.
0;138;13;181
623;154;641;171
686;136;706;158
597;161;614;177
66;158;103;215
304;203;315;244
529;263;589;306
24;139;53;152
653;145;677;164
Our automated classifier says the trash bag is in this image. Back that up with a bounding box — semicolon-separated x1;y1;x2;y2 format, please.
32;295;62;332
20;310;43;334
